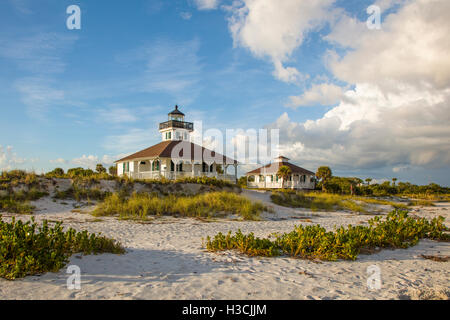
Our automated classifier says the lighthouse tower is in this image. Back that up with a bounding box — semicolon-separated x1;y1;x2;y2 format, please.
158;105;194;141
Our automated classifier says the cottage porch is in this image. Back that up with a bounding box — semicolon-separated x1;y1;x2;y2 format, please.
120;157;237;183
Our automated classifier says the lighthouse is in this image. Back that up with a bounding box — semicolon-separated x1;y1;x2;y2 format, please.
158;105;194;142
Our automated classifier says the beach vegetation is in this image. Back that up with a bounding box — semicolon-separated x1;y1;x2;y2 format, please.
93;191;268;220
0;216;124;280
205;209;449;261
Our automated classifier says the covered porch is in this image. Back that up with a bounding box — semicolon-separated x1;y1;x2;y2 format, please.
246;173;315;189
121;157;237;183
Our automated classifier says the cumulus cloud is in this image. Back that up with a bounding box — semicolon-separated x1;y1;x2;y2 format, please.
287;83;345;108
326;0;450;90
227;0;334;83
265;0;450;178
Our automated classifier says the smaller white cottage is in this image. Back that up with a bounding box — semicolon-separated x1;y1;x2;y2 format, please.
246;156;316;189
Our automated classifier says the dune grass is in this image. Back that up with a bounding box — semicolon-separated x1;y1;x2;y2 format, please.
205;209;450;261
271;190;409;212
93;191;268;221
0;216;125;279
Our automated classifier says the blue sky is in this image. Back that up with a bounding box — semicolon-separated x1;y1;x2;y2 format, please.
1;0;449;185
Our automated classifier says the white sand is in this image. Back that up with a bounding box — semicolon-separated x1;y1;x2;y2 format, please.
0;190;449;300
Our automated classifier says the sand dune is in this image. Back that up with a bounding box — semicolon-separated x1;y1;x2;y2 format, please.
1;190;449;300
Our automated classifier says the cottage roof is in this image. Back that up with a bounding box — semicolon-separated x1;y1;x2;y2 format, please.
246;161;315;176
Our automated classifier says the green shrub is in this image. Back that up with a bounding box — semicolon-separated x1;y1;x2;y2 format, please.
93;191;268;220
0;216;125;280
205;209;449;261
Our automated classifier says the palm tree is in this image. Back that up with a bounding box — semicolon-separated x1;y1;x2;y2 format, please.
277;165;292;189
392;178;398;186
365;178;372;186
316;166;332;192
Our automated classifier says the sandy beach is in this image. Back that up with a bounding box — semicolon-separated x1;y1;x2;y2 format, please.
1;190;449;300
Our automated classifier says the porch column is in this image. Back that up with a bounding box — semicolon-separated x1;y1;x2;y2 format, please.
233;163;238;184
149;160;154;179
137;161;140;179
158;159;161;178
224;165;229;181
191;161;195;177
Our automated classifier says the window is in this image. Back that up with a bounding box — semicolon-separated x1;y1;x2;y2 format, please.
171;161;175;172
271;175;274;182
210;164;214;172
177;163;183;172
123;162;126;173
276;175;279;182
168;132;171;140
152;161;160;171
202;162;208;173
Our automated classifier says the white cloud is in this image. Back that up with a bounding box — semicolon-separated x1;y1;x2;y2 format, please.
71;155;99;169
263;0;450;179
326;0;450;90
287;83;345;108
194;0;220;10
227;0;335;83
0;145;27;171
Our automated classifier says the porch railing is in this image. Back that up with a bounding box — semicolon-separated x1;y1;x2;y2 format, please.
247;181;314;189
126;171;236;182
